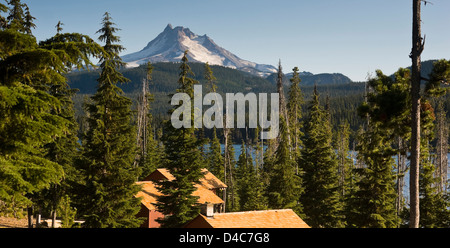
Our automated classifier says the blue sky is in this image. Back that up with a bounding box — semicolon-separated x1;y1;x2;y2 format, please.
26;0;450;81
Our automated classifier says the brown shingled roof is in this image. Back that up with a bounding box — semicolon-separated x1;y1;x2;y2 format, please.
184;209;310;228
199;169;227;190
136;181;161;210
136;168;226;211
143;168;175;181
142;168;227;190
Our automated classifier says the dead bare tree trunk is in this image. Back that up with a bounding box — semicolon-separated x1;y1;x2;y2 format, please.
409;0;424;228
396;137;408;226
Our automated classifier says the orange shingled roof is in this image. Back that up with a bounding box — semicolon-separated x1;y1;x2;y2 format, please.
136;168;226;211
185;209;310;228
199;168;227;190
136;181;161;210
143;168;227;190
193;184;224;204
143;168;176;181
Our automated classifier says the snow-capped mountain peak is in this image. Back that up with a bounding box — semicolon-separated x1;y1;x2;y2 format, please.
121;24;277;77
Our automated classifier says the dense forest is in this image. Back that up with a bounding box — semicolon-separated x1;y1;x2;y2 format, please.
1;0;450;229
70;59;450;145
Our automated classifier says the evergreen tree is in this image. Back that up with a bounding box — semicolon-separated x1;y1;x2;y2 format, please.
335;121;353;200
224;129;238;212
204;62;217;93
299;86;344;228
236;141;266;211
22;4;34;35
287;67;304;175
267;117;302;214
80;12;141;228
262;130;277;187
0;2;7;29
154;50;204;228
417;100;449;228
137;62;163;179
425;59;450;98
55;21;63;35
0;2;102;219
434;99;448;193
426;59;450;193
351;123;398;228
57;195;77;228
6;0;24;32
36;27;104;227
204;62;224;181
208;128;224;181
352;69;409;228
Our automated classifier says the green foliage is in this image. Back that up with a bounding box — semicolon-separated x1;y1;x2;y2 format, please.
137;62;164;179
350;125;399;228
418;152;450;227
57;195;77;228
79;12;141;228
287;67;304;159
207;128;224;181
299;86;344;227
1;1;449;228
416;98;450;228
335;121;354;199
236;142;266;211
0;82;66;212
0;1;103;218
425;59;450;97
350;69;410;228
155;51;205;228
359;69;411;137
267;118;302;214
224;130;238;212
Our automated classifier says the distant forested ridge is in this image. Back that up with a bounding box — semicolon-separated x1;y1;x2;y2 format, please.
69;60;448;143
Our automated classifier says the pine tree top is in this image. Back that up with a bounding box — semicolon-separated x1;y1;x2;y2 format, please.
96;12;124;57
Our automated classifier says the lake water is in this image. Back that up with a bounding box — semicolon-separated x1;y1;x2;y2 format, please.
215;144;449;199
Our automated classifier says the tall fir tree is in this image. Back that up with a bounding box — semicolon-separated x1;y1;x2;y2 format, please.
0;2;7;29
6;0;24;32
267;117;302;215
287;66;304;169
351;122;398;228
223;128;238;212
0;1;103;221
299;86;344;228
208;128;224;182
204;62;224;182
417;59;450;227
426;59;450;194
79;12;141;228
21;3;34;35
154;50;205;228
335;121;353;200
352;69;409;228
417;100;449;228
236;141;266;211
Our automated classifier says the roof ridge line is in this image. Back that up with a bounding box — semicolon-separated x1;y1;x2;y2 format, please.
214;209;293;215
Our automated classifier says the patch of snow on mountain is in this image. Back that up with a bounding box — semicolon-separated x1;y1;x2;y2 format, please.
180;36;224;66
122;36;168;63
